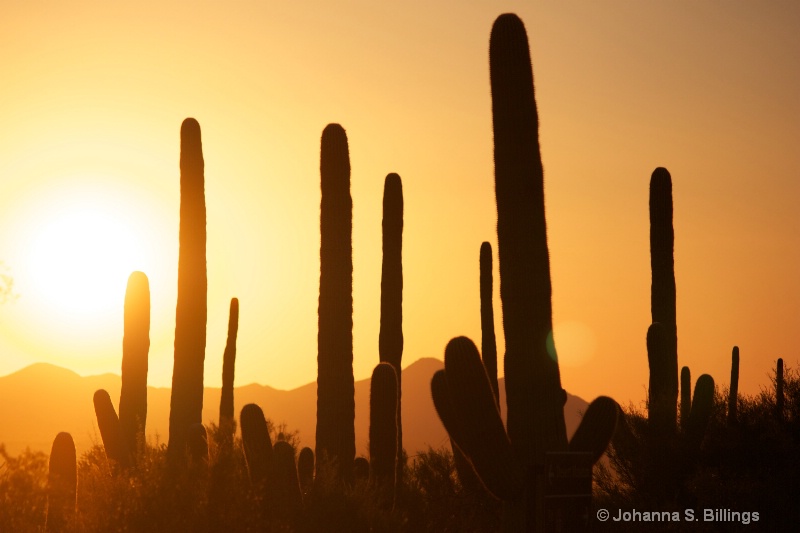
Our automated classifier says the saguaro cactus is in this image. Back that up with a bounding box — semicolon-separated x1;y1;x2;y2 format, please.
728;346;739;425
119;271;150;461
776;358;784;421
647;322;675;436
219;297;240;443
269;441;303;520
298;447;315;497
169;117;208;463
369;362;398;502
93;389;127;467
680;366;692;432
379;172;404;484
45;432;77;532
480;241;499;403
316;123;355;477
240;403;273;486
490;13;567;468
648;167;678;434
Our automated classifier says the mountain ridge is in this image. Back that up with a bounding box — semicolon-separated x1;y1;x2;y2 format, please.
0;357;590;458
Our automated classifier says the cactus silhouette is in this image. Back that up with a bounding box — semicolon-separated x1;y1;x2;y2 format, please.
490;13;567;469
369;362;398;504
432;337;618;506
45;432;77;532
728;346;739;425
93;389;128;468
219;297;239;448
479;241;499;403
379;172;404;485
776;358;784;421
353;456;369;481
168;117;208;464
686;374;715;450
240;403;273;486
316;123;355;478
119;271;150;462
680;365;692;432
297;446;314;497
269;441;303;520
648;167;678;435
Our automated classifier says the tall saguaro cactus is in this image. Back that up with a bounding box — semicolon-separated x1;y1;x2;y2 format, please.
480;241;499;402
490;13;567;467
379;172;404;484
169;117;208;463
648;167;678;433
316;123;355;477
45;432;77;532
119;271;150;460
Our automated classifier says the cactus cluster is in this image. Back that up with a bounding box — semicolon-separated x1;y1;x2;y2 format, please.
431;14;619;531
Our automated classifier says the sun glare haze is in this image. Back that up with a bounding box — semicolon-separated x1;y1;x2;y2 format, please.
0;0;798;412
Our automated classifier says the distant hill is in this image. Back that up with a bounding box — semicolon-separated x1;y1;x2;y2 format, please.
0;358;589;458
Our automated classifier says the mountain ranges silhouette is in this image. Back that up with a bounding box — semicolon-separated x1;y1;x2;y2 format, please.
0;357;589;458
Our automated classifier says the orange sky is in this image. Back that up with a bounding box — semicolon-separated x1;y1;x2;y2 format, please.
0;1;798;408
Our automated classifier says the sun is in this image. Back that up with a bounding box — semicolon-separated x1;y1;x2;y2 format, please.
28;206;146;317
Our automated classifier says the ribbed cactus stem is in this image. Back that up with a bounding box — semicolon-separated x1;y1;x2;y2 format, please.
219;297;239;446
169;117;208;463
45;432;77;532
728;346;739;425
316;123;355;478
680;366;691;432
776;358;784;421
379;172;404;486
442;336;522;500
119;271;150;462
93;389;128;467
568;396;620;465
647;322;675;435
240;403;273;486
649;167;678;434
369;362;398;497
479;241;499;403
491;13;566;467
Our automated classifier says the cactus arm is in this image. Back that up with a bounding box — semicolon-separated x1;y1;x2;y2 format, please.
568;396;620;465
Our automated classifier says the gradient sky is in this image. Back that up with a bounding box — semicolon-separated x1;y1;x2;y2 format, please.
0;1;798;408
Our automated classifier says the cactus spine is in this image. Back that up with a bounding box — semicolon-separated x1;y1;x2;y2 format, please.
316;123;355;478
369;362;398;503
219;297;239;445
490;13;567;469
479;241;499;403
728;346;739;425
45;432;77;532
93;389;127;467
168;117;208;463
119;270;150;462
379;172;404;485
648;168;678;435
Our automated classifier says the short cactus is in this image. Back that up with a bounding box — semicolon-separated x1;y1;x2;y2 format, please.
269;441;303;520
45;432;77;532
369;362;398;501
93;389;127;467
680;366;692;432
728;346;739;425
297;447;315;497
240;403;273;486
776;358;785;421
